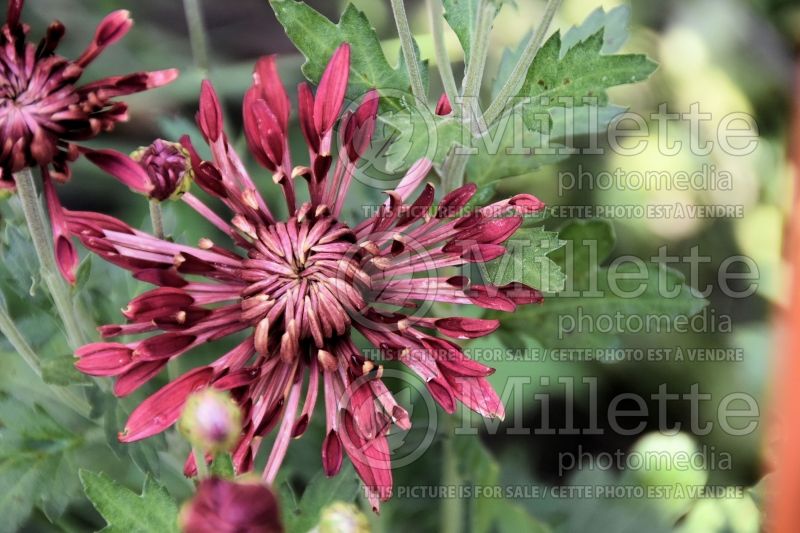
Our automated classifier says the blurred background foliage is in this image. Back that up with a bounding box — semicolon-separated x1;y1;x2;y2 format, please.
0;0;795;531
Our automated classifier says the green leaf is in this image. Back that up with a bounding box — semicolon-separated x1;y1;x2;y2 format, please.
79;470;180;533
560;5;631;56
102;401;164;477
442;0;502;62
503;264;708;349
270;0;417;110
41;355;89;386
478;227;566;293
279;464;359;533
467;106;625;182
74;255;92;290
379;112;467;171
519;30;656;131
496;220;708;348
453;436;499;533
453;437;549;533
494;501;551;533
39;454;80;522
549;219;616;287
0;401;81;530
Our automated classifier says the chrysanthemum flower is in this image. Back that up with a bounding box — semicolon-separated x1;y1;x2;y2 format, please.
68;44;544;509
0;0;177;280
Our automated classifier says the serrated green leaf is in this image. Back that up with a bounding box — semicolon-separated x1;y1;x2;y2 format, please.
442;0;502;62
79;470;179;533
560;6;631;56
519;30;656;131
270;0;417;110
478;227;566;293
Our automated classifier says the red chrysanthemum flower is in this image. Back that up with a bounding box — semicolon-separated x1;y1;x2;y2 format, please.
179;477;283;533
0;0;177;280
68;44;544;510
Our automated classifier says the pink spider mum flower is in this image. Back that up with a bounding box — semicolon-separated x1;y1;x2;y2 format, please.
68;44;544;510
0;0;177;280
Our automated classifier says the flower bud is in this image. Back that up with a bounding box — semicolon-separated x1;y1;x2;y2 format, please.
179;477;283;533
316;502;369;533
178;388;242;454
131;139;193;201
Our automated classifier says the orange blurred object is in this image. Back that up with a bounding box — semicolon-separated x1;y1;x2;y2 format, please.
769;57;800;533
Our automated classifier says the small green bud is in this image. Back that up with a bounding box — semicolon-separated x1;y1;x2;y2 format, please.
178;388;242;454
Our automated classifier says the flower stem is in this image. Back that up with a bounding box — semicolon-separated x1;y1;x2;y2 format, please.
440;150;470;192
391;0;427;104
194;446;209;479
483;0;562;126
183;0;210;73
149;199;165;240
460;0;493;102
440;0;495;190
427;0;459;109
440;416;463;533
14;168;88;348
0;301;92;418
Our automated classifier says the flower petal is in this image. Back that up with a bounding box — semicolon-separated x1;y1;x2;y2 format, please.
313;43;350;136
83;149;153;194
120;366;214;442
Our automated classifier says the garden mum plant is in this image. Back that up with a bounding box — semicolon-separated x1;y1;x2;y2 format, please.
0;0;718;532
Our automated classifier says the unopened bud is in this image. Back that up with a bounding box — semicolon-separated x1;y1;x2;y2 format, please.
131;139;193;201
180;477;283;533
178;388;242;454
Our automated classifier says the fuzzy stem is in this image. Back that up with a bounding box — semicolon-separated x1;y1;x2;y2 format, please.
391;0;427;104
483;0;562;126
0;303;92;418
149;199;165;240
460;0;493;103
427;0;458;107
14;169;87;348
183;0;210;73
440;416;463;533
440;150;470;192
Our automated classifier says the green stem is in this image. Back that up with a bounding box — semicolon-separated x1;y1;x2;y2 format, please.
460;0;493;101
193;446;209;479
0;303;92;418
14;169;88;348
440;149;470;192
183;0;210;73
391;0;427;104
149;199;165;240
440;416;463;533
427;0;459;108
483;0;562;126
